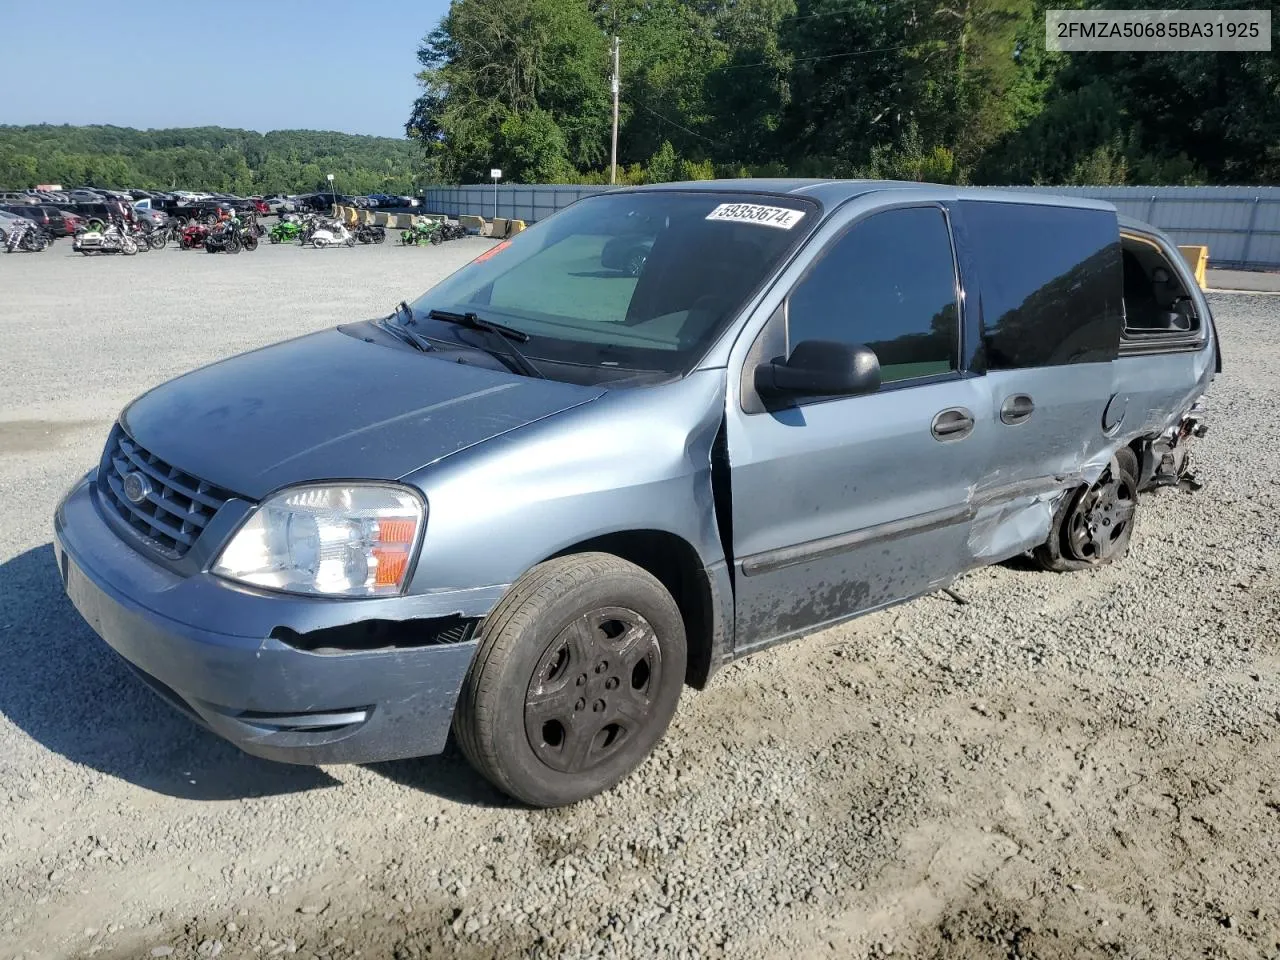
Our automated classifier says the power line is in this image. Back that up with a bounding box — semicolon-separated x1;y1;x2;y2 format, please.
776;0;916;24
623;93;719;145
714;40;943;73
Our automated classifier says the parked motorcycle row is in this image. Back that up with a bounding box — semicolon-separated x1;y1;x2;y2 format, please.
267;212;387;248
67;213;265;256
400;219;468;246
4;208;473;259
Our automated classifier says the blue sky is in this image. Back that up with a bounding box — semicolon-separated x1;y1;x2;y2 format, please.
2;0;450;137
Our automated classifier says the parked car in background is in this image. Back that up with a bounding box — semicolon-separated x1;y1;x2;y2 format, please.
0;204;78;238
61;201;123;226
132;205;169;231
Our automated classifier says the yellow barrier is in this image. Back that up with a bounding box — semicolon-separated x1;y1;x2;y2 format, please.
491;217;509;238
508;219;526;234
459;215;486;235
1178;245;1208;290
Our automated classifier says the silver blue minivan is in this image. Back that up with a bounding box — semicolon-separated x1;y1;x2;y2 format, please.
54;180;1218;806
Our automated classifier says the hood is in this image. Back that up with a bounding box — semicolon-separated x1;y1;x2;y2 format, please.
120;328;604;500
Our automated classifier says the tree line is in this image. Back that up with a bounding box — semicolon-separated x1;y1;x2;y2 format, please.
407;0;1280;186
0;125;422;194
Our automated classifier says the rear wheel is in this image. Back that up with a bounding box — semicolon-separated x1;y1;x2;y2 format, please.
121;237;138;256
454;553;686;807
313;237;329;249
149;231;167;250
242;233;258;251
1034;447;1139;571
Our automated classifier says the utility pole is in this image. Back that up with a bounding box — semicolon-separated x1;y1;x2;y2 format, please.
610;35;620;185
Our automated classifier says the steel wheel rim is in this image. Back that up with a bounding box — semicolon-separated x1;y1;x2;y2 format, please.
1066;468;1135;561
524;607;663;775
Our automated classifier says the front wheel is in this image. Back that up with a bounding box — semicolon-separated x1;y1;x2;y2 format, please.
242;234;258;251
149;231;167;250
1034;447;1139;572
453;552;687;808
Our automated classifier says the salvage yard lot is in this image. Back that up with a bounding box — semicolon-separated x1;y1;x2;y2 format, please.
1;242;1278;960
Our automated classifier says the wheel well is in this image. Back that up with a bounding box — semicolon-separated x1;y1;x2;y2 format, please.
550;531;716;689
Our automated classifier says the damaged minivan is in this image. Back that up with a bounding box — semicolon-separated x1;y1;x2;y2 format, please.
54;181;1218;806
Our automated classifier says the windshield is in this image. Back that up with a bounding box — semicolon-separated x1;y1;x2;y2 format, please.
407;191;817;376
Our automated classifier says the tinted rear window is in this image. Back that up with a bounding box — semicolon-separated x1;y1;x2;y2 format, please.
960;201;1122;368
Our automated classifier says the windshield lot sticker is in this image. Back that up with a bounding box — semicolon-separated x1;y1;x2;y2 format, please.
705;203;805;229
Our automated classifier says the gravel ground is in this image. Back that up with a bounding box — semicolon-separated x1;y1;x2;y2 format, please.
1;239;1278;960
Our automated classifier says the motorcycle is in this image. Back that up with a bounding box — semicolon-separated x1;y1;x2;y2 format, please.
399;220;440;246
180;222;211;249
126;221;153;254
154;219;184;248
269;219;301;243
20;227;52;252
354;223;386;244
310;221;354;248
73;218;138;256
204;217;259;254
4;221;51;253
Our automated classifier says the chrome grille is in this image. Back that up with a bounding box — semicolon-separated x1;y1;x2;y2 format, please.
99;430;231;558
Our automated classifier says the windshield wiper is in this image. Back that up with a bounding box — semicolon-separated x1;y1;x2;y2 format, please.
424;309;545;379
376;302;434;353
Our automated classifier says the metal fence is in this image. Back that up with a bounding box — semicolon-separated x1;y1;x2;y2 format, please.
420;183;1280;269
421;184;611;224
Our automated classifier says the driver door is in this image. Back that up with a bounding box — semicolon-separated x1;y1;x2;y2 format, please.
725;202;991;653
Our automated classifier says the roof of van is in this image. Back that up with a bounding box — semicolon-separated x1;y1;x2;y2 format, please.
628;178;1116;212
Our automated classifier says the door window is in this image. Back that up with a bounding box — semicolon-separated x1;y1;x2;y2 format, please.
787;206;960;384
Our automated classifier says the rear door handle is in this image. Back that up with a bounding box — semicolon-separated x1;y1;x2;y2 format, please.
1000;394;1035;425
931;407;975;441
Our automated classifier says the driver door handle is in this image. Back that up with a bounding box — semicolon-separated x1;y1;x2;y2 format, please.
1000;394;1035;425
931;407;975;442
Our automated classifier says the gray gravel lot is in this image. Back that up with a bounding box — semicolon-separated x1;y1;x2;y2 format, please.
1;240;1278;960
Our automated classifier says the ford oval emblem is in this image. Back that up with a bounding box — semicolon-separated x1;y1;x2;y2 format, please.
122;471;153;505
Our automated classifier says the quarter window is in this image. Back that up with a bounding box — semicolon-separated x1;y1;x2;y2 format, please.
786;207;960;384
960;201;1122;367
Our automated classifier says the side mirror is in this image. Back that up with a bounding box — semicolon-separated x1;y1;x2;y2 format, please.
754;339;881;399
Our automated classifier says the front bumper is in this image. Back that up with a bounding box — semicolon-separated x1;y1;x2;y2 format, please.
53;473;486;765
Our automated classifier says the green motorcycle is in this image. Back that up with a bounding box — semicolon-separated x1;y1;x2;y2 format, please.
269;219;302;243
400;220;442;246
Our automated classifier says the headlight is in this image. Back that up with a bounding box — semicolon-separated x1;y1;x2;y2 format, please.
213;484;425;597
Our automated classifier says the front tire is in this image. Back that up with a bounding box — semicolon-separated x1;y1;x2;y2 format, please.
454;553;686;808
1034;447;1139;571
